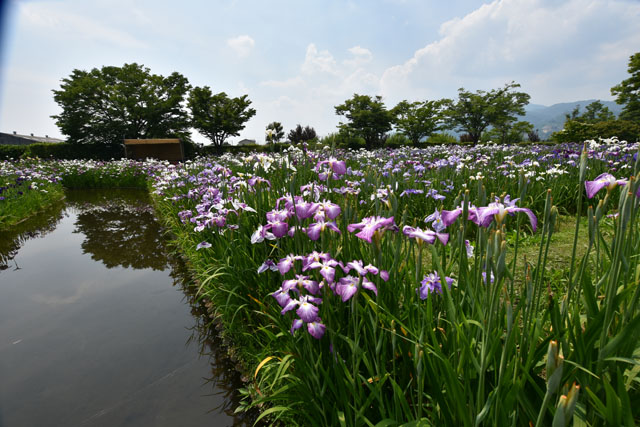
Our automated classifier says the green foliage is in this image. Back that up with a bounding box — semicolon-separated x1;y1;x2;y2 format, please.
52;63;191;147
384;133;411;148
611;52;640;123
288;124;317;144
335;94;393;149
425;132;458;145
0;178;64;231
321;130;366;150
483;120;534;144
444;81;530;144
392;99;447;145
22;143;123;160
188;86;256;147
0;145;27;160
266;122;285;143
552;119;640;143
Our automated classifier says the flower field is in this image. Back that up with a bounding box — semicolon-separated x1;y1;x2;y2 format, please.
2;140;640;425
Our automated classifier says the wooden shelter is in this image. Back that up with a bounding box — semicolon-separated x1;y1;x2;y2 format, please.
123;139;184;162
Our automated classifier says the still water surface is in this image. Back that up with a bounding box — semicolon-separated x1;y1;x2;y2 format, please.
0;190;248;427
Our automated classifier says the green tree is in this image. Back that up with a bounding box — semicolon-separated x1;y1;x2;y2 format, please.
611;52;640;123
444;82;530;144
392;99;447;145
266;122;285;143
188;87;256;147
288;124;317;144
52;63;191;147
484;120;534;144
565;101;615;124
335;94;393;149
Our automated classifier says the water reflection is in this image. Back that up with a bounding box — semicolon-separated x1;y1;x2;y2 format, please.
169;261;258;426
67;190;168;271
0;200;64;271
0;189;253;426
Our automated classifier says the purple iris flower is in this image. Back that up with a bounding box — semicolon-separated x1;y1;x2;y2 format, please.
399;189;424;197
308;259;339;283
465;240;474;258
347;216;396;243
417;272;454;299
277;254;303;275
476;197;537;231
440;204;479;227
307;319;326;339
196;241;212;250
403;226;449;245
295;201;319;220
251;224;276;244
271;288;292;307
282;275;320;295
318;200;341;220
584;173;628;199
317;158;347;176
425;208;446;232
335;275;378;301
306;220;341;241
302;251;331;271
258;259;279;273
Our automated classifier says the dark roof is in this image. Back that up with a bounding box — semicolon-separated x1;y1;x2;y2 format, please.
0;132;66;146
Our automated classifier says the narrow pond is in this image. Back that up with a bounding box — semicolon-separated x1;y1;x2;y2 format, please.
0;190;250;427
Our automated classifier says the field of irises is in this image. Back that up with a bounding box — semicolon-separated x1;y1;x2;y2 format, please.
2;140;640;426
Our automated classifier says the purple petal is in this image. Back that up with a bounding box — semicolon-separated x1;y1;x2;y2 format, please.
441;208;463;226
290;319;303;335
361;278;378;296
436;233;449;246
307;320;326;339
585;180;607;199
512;208;538;232
380;270;389;282
296;301;319;323
196;241;212;250
306;223;322;241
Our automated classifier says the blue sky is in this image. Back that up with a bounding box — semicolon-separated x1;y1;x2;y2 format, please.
1;0;639;144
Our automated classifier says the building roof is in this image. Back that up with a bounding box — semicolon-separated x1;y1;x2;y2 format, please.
0;132;66;145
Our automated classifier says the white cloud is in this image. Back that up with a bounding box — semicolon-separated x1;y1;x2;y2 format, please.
344;45;373;67
19;2;148;49
227;35;255;58
302;43;338;75
381;0;640;104
260;76;305;88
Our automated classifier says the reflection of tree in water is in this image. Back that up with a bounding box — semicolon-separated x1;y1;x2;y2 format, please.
73;200;168;271
168;260;260;426
0;202;64;270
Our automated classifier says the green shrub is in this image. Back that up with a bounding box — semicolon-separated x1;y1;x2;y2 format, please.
425;132;458;145
0;145;28;160
22;143;124;160
384;133;411;148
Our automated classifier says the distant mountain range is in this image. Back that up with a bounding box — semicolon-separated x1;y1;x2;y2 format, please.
523;99;623;137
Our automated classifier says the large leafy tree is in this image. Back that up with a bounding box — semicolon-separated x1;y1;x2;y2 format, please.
565;101;615;124
288;124;317;144
266;121;285;143
444;82;530;144
335;94;393;149
611;52;640;123
52;63;191;147
188;86;256;147
392;99;447;145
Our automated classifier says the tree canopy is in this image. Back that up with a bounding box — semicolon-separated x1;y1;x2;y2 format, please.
266;122;285;143
392;99;447;145
52;63;191;147
335;94;393;149
444;82;530;144
188;86;256;147
288;124;317;144
565;101;615;124
611;52;640;123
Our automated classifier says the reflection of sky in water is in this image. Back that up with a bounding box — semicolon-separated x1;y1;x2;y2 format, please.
0;190;248;427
